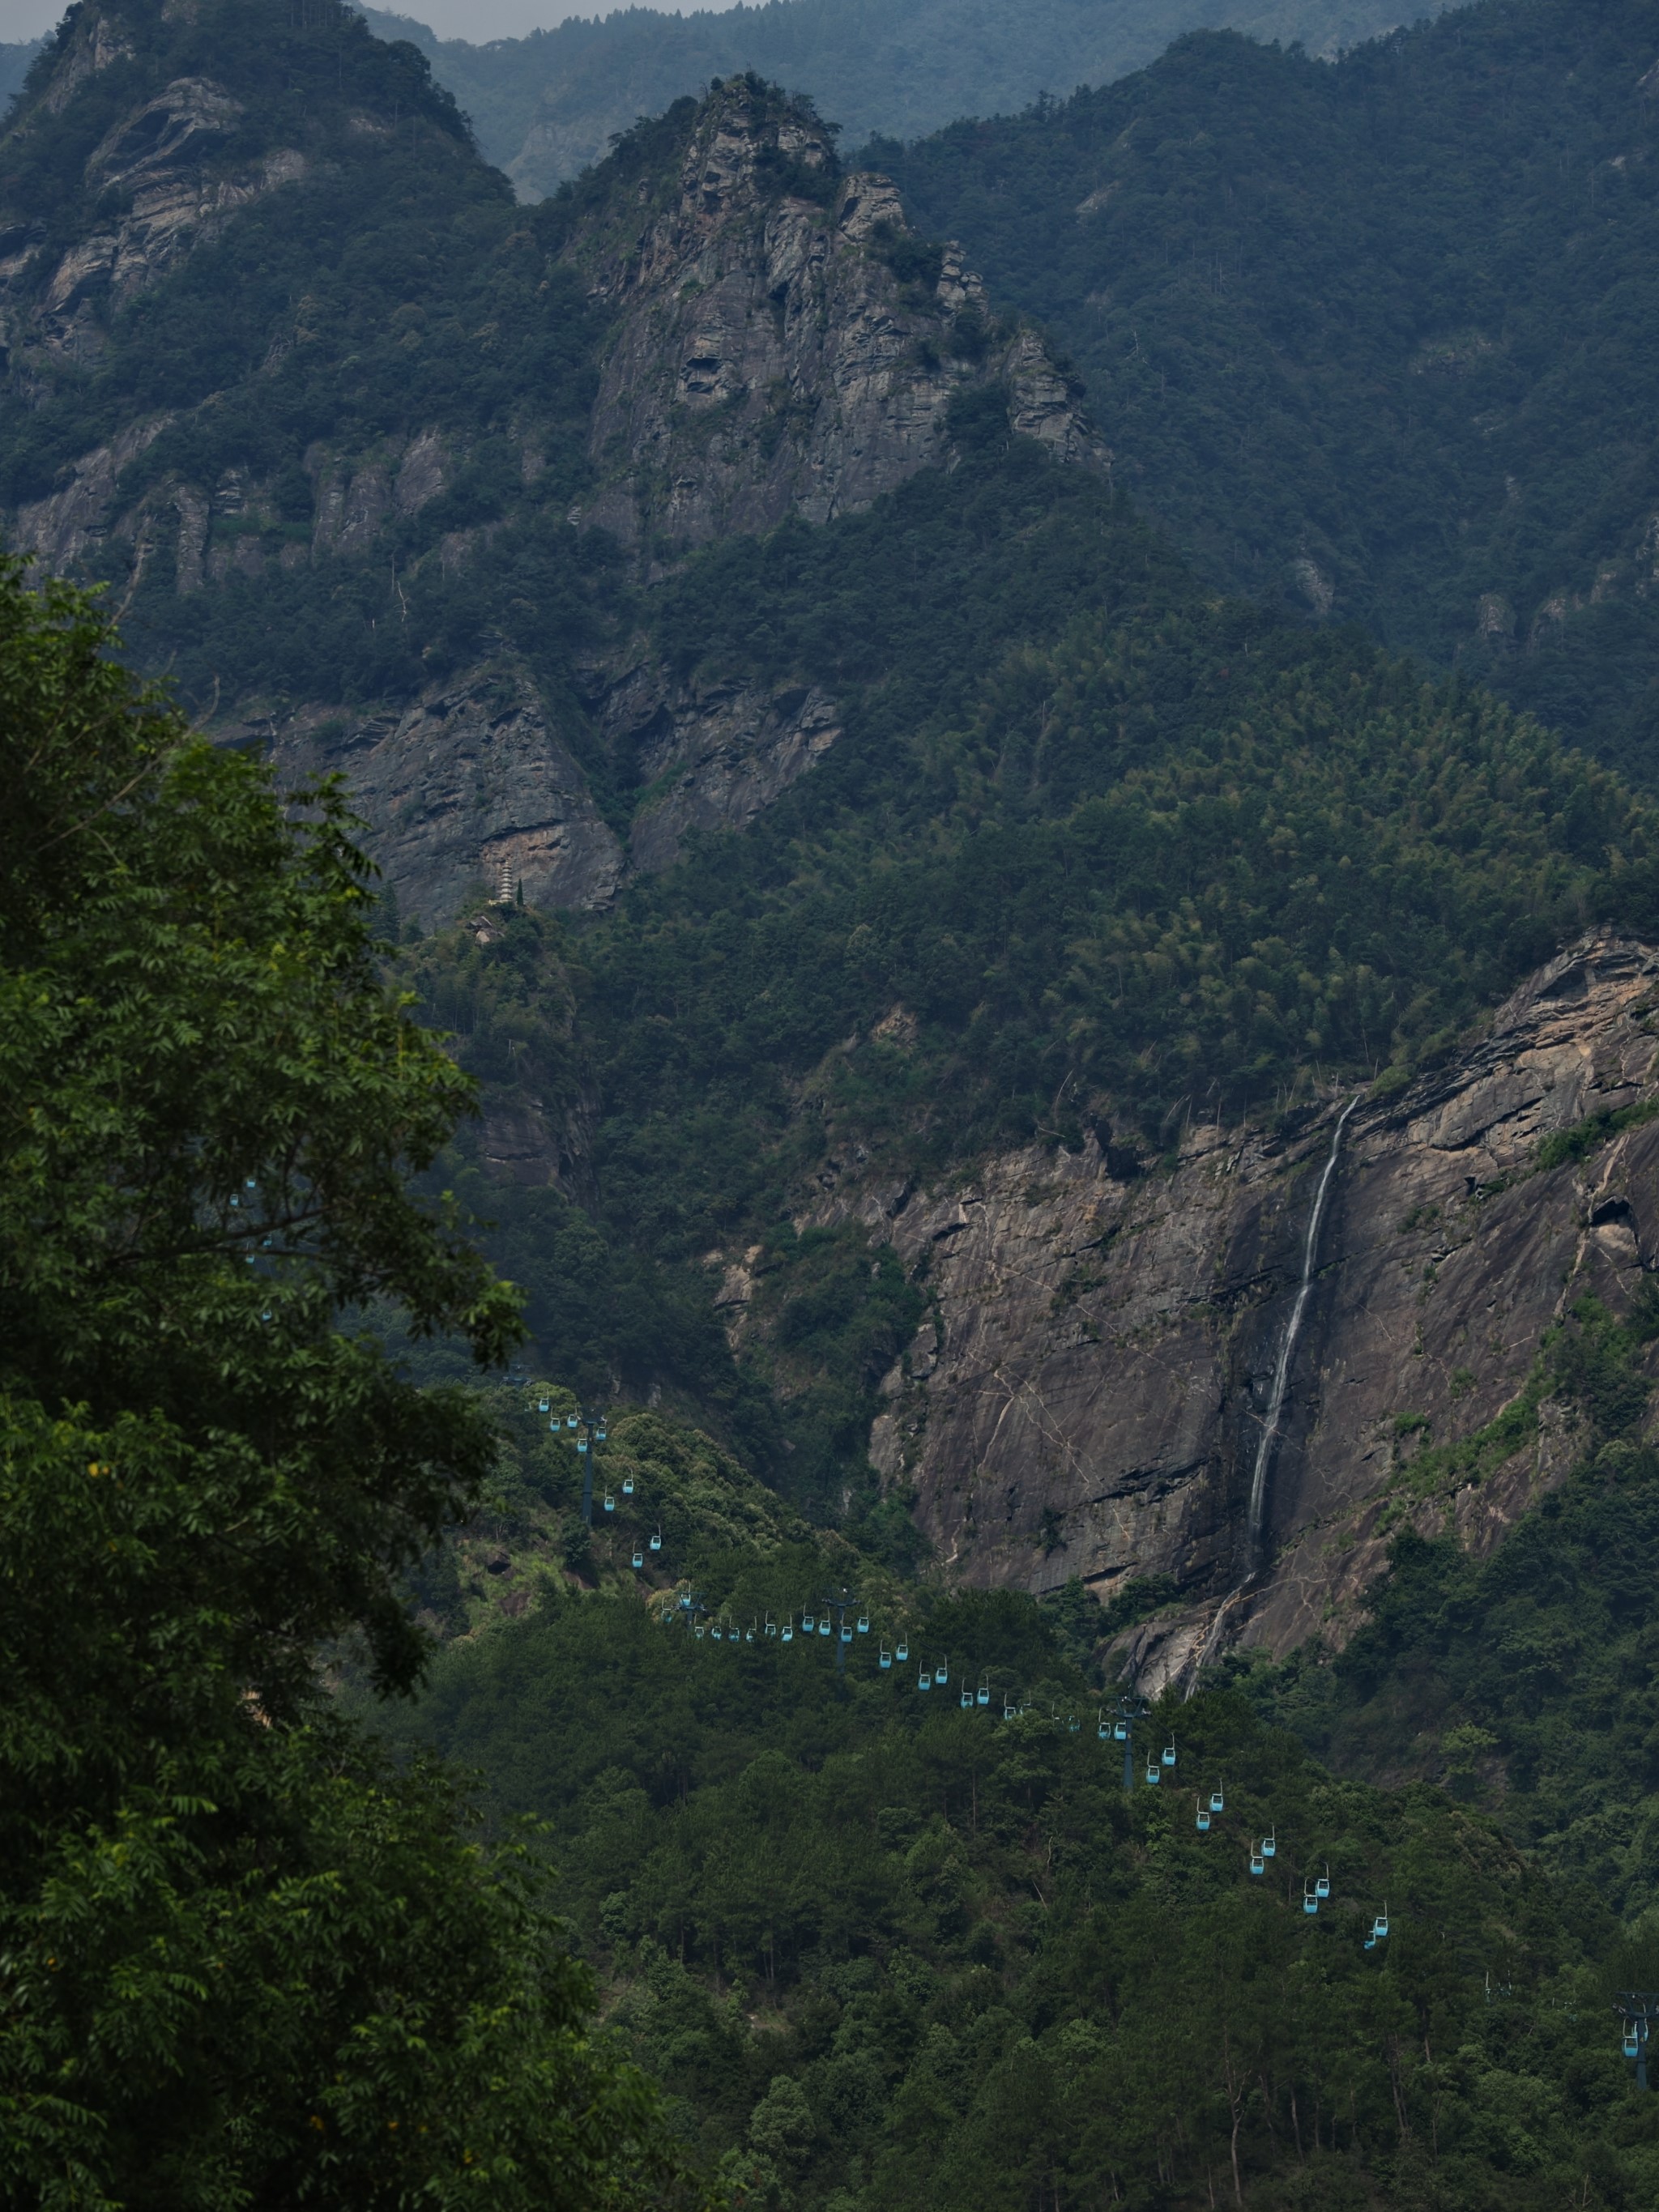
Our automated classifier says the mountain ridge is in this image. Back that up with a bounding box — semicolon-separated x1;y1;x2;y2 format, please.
359;0;1459;198
881;0;1659;779
0;11;1103;925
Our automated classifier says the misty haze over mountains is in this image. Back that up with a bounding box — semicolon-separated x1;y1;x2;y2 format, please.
355;0;1452;194
0;0;1460;196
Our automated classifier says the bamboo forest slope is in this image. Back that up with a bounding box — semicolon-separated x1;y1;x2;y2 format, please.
360;0;1457;200
369;1516;1659;2210
584;524;1659;1213
880;0;1659;781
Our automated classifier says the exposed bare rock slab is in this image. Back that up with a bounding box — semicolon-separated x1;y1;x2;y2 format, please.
12;415;173;569
827;937;1659;1677
258;667;624;930
242;652;842;923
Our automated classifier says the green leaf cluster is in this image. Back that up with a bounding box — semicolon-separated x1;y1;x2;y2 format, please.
0;559;693;2206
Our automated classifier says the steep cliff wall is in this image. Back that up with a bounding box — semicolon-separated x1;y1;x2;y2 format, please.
564;83;1104;556
258;669;625;925
779;936;1659;1679
241;654;846;926
0;21;1105;929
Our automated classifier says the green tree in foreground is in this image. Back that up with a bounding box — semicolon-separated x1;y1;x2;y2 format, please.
0;557;693;2207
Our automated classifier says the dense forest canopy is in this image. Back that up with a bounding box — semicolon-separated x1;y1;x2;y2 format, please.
880;0;1659;781
358;1321;1659;2209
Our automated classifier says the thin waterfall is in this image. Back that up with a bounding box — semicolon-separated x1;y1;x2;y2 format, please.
1184;1090;1363;1694
1242;1090;1362;1571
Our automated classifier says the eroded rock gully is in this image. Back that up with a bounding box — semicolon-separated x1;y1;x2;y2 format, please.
819;939;1659;1685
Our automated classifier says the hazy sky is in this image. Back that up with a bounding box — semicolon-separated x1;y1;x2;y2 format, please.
0;0;57;36
382;0;743;33
0;0;745;40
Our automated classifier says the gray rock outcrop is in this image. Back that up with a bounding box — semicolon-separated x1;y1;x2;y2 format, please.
785;936;1659;1681
567;79;1107;556
1;69;304;375
258;667;625;930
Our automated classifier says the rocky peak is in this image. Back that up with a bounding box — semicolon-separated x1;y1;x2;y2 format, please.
571;78;1107;556
673;76;838;233
0;11;308;377
0;31;1112;935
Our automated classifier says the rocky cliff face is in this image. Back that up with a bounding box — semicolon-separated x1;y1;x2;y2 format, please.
566;82;1105;556
770;936;1659;1680
232;654;846;927
1;51;304;385
0;28;1104;929
253;669;625;928
0;32;310;582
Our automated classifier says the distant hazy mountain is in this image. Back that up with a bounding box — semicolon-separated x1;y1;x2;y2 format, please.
359;0;1456;197
0;39;42;113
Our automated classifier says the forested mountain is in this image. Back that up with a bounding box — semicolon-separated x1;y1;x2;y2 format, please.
12;2;1659;2201
360;0;1454;198
348;1362;1659;2208
7;0;1659;1588
881;0;1659;778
